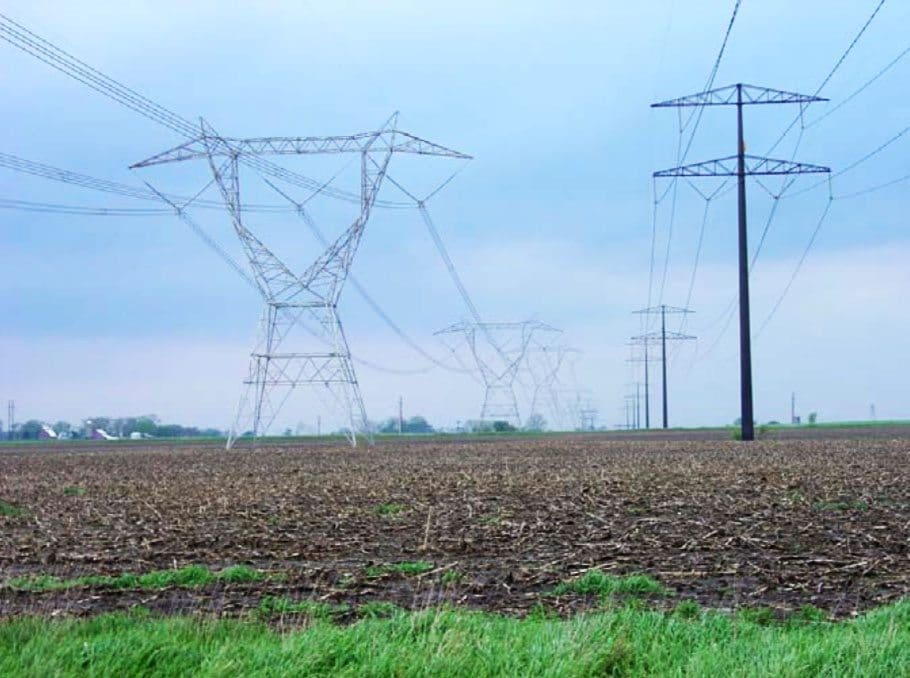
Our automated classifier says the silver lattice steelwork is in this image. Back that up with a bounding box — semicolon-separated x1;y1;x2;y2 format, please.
525;344;578;430
133;115;469;448
436;321;559;427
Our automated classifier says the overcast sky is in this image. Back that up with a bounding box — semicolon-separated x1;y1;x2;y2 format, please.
2;1;908;432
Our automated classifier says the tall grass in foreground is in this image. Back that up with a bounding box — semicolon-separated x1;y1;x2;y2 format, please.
1;601;909;677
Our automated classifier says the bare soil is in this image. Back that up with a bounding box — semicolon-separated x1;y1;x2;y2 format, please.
1;436;908;619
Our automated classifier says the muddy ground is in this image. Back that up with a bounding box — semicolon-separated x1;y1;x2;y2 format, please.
1;436;908;619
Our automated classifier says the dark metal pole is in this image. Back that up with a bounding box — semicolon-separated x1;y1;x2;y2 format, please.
661;305;668;429
736;84;755;441
644;343;650;429
636;382;641;430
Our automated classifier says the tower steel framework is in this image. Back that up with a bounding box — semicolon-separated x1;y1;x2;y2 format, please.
436;321;559;427
526;344;578;429
133;116;470;448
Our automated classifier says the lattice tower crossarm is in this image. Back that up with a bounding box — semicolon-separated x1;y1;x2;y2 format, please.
133;116;470;448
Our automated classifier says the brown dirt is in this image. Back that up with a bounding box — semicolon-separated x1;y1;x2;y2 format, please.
1;436;908;619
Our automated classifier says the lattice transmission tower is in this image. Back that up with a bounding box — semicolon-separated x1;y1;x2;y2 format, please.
436;321;559;427
133;116;470;448
525;343;578;430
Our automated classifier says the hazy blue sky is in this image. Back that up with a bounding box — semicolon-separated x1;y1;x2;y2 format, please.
2;1;908;431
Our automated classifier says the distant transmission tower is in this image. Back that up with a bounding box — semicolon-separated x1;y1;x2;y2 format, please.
579;399;599;431
653;84;830;440
6;400;13;441
526;343;577;428
632;305;695;429
133;116;470;448
627;335;656;429
624;383;641;430
436;321;559;427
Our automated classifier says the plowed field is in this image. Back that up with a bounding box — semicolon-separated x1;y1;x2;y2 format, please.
1;436;908;619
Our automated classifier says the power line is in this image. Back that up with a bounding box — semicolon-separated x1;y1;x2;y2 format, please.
645;179;661;320
679;180;730;327
261;177;473;377
691;179;792;360
0;151;159;200
785;121;910;199
754;181;835;338
733;1;891;315
649;0;742;336
0;151;297;212
836;170;910;199
418;205;483;325
2;154;454;376
816;0;888;94
834;123;910;179
766;0;889;155
0;13;411;209
748;179;796;269
806;44;910;128
0;197;168;216
679;0;743;160
696;2;894;358
0;16;462;385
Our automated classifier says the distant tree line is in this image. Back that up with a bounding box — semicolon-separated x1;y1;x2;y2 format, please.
376;416;434;434
2;411;555;441
463;420;519;433
3;415;223;440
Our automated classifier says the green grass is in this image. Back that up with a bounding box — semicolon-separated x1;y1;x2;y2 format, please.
374;503;404;516
672;600;701;620
0;500;25;518
4;565;269;592
257;596;350;621
441;569;464;585
359;601;403;619
552;570;670;598
365;561;434;578
63;486;86;497
2;601;910;676
813;500;869;512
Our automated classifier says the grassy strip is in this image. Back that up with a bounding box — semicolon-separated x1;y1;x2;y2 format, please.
257;597;404;621
257;596;351;621
374;503;404;516
1;601;909;676
5;565;270;592
552;571;669;598
0;501;25;518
